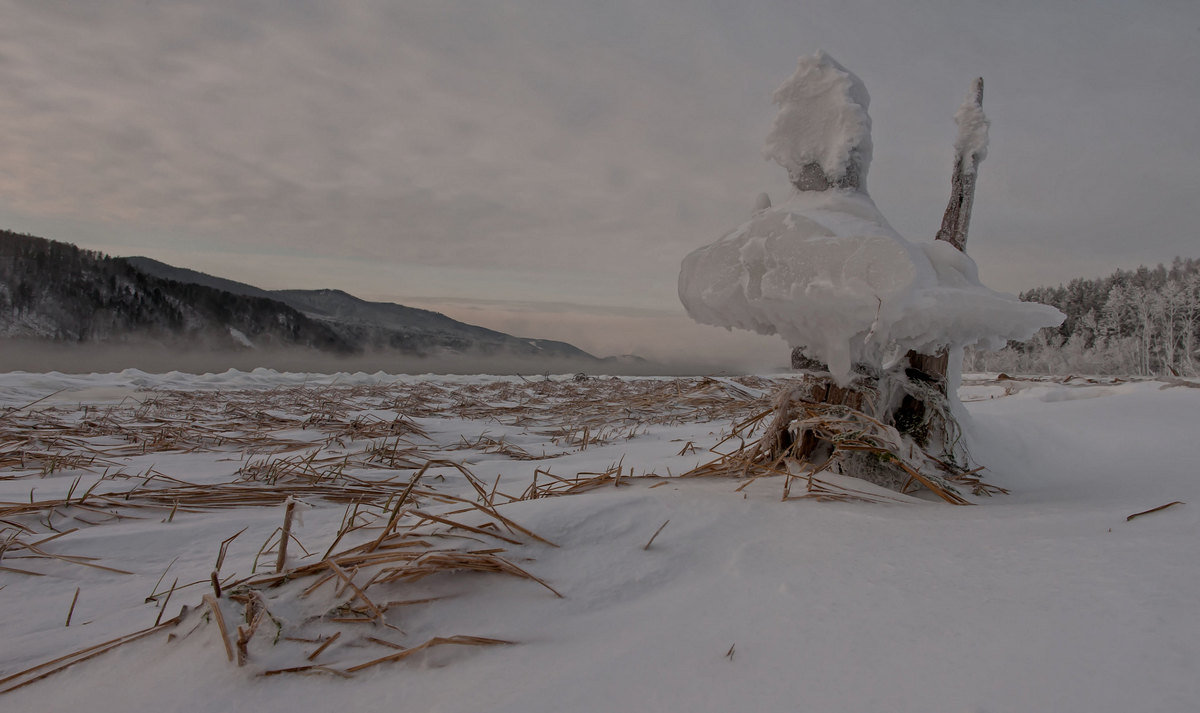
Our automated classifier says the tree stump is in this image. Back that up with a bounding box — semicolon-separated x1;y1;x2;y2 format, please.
783;78;987;492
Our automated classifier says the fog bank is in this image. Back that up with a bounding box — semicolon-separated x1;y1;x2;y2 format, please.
0;341;782;377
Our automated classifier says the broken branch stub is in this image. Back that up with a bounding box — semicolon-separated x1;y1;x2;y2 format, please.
935;77;985;252
912;77;986;386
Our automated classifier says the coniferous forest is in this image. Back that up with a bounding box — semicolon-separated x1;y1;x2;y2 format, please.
966;258;1200;376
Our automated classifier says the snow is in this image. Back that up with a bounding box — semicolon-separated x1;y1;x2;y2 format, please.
754;192;772;212
228;328;255;348
680;53;1062;383
679;189;1064;381
954;81;989;174
762;51;873;189
2;369;1198;712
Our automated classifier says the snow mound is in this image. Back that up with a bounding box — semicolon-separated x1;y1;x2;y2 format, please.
762;51;872;190
680;53;1063;383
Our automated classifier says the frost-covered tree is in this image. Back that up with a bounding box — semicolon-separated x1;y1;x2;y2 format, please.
972;258;1200;376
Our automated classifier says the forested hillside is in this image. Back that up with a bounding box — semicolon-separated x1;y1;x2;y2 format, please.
0;230;353;351
966;258;1200;376
0;230;605;367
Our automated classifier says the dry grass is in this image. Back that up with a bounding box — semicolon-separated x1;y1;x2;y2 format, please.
0;376;777;554
1;459;558;689
0;374;999;691
680;379;1005;504
0;376;780;688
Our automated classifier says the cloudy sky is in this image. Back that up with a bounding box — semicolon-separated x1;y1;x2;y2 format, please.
2;1;1198;367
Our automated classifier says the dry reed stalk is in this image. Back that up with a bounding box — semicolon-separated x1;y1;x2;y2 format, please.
365;635;405;650
343;635;514;674
235;625;251;666
1127;501;1185;521
365;469;424;553
259;664;352;678
0;611;185;694
276;498;296;573
406;510;524;546
794;476;904;504
300;571;337;598
154;578;179;627
65;587;80;627
643;520;670;550
203;594;235;662
14;541;134;575
326;560;386;622
414;483;557;548
369;550;562;597
233;595;266;666
305;631;341;661
379;596;447;611
893;459;970;505
0;389;65;422
10;527;73;548
214;528;245;573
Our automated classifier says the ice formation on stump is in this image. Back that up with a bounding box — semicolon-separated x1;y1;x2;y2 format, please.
679;52;1061;385
936;77;989;252
678;52;1064;498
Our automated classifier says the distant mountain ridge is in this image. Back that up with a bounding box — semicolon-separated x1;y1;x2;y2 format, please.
124;256;595;360
0;230;602;365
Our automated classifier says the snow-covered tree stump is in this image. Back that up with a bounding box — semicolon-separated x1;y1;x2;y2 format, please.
778;77;990;491
679;54;1062;499
779;354;961;494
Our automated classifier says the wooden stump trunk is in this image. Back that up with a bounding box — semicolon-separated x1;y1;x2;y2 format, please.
782;352;960;492
780;77;986;493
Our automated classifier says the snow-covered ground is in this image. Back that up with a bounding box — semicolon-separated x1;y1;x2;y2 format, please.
1;369;1197;712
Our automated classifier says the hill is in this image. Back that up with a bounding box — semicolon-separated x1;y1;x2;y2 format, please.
125;256;595;361
1;230;600;367
0;230;352;352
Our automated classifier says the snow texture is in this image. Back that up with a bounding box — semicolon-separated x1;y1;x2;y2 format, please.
762;51;872;190
954;85;989;174
681;53;1062;383
2;370;1198;713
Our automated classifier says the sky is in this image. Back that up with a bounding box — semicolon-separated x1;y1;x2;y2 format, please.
2;0;1198;368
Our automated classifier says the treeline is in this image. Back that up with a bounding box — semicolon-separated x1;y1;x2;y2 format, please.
965;257;1200;376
